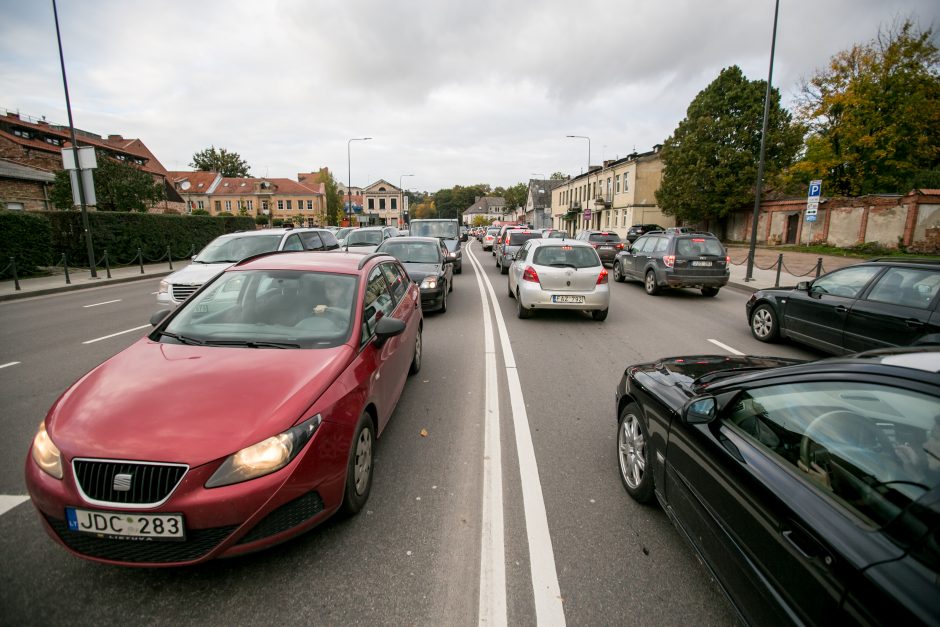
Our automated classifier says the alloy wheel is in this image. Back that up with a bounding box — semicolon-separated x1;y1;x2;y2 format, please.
618;413;645;489
353;428;373;495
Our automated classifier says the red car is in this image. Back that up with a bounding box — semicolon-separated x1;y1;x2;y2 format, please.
25;251;423;566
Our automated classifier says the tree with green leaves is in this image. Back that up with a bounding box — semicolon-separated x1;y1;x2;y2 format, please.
190;146;251;177
320;174;344;225
50;150;166;212
503;182;528;211
655;66;803;223
788;20;940;195
550;172;568;180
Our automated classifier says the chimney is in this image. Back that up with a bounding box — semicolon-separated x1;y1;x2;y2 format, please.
653;143;663;153
108;134;124;141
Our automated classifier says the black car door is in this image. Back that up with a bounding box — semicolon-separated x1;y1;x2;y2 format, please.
783;265;882;353
842;266;940;352
662;377;933;624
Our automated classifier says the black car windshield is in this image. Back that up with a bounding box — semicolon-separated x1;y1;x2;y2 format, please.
533;245;600;268
588;233;622;243
161;270;357;348
676;237;725;256
508;232;542;246
346;230;384;246
195;234;283;263
411;221;459;238
379;241;441;264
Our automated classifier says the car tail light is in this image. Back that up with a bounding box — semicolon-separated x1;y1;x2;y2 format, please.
523;266;540;283
663;255;675;268
616;243;624;250
725;255;730;264
596;269;608;284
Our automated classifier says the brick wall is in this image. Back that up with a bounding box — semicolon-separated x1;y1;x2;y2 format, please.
0;135;61;171
0;178;52;210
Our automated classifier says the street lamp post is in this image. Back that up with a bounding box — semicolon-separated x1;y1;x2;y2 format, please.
399;174;414;228
347;137;371;227
567;135;591;229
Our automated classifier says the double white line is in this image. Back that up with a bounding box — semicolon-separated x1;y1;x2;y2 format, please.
467;246;566;626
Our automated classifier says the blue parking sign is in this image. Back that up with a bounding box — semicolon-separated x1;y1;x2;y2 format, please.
808;180;822;198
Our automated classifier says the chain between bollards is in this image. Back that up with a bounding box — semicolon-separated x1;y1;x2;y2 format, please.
138;248;144;274
815;258;823;279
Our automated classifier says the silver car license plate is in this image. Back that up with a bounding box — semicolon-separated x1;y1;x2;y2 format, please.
692;261;713;267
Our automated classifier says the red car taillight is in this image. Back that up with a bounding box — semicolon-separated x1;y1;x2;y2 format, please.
523;266;540;283
663;255;675;268
616;243;624;250
725;255;730;264
596;269;608;284
522;266;539;283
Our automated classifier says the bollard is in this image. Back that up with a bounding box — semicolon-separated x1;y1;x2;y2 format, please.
62;253;71;285
774;253;783;288
11;256;20;291
168;245;173;270
815;257;823;279
104;250;112;279
138;248;144;274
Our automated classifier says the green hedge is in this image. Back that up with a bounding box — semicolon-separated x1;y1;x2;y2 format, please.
0;211;54;275
12;211;256;269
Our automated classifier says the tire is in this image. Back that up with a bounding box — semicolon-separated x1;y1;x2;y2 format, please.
500;262;508;275
618;403;653;503
517;291;532;319
701;287;720;297
439;287;447;313
644;270;660;295
408;327;422;374
455;264;462;275
613;260;625;283
591;308;608;321
508;280;515;298
750;303;779;343
340;412;375;516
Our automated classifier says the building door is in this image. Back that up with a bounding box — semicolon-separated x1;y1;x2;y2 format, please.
785;213;799;244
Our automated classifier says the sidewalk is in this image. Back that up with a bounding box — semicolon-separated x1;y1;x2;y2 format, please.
0;260;189;302
0;246;864;301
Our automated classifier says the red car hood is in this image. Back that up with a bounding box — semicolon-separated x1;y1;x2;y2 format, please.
45;339;353;467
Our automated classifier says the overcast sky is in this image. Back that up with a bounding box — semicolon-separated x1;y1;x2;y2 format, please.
1;0;937;192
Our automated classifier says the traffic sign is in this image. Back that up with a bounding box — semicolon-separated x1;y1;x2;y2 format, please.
808;180;822;198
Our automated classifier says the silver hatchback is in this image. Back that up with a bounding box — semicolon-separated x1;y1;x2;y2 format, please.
507;239;610;320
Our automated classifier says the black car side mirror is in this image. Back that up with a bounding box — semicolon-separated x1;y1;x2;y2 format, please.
374;316;406;346
797;281;810;291
682;397;717;424
150;309;172;327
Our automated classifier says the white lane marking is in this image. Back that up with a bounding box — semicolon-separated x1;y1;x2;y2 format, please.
469;245;507;626
467;245;566;625
708;339;745;355
82;299;122;308
82;324;151;345
0;361;21;370
0;495;29;516
151;292;159;295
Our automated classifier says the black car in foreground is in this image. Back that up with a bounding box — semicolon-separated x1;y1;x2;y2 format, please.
376;236;453;312
747;259;940;354
616;347;940;626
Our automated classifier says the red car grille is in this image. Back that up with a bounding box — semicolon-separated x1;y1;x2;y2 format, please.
73;460;187;506
45;515;237;563
236;491;324;545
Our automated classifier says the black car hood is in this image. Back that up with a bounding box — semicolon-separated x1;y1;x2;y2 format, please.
630;354;805;409
402;262;443;282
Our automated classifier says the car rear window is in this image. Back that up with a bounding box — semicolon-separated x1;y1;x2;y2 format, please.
588;233;621;243
508;232;542;246
675;237;725;256
532;245;600;268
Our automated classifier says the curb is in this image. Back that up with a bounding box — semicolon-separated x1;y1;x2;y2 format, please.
0;270;173;302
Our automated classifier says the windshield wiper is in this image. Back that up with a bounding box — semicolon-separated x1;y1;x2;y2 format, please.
156;330;206;345
204;339;300;349
694;366;770;385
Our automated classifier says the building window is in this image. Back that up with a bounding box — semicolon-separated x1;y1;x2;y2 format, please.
368;198;375;210
246;200;253;211
624;173;629;192
12;129;31;139
45;137;61;146
286;200;292;210
197;201;204;209
379;198;386;210
214;200;221;211
391;198;397;210
224;200;232;211
307;200;313;210
262;200;268;211
607;177;612;196
616;175;621;193
277;200;284;210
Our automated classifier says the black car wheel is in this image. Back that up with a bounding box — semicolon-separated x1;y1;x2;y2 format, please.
517;291;532;319
439;286;447;313
408;327;422;375
613;261;625;283
500;260;509;275
455;263;462;275
340;412;375;516
591;308;608;321
618;403;653;503
750;303;779;342
644;270;660;295
701;286;720;297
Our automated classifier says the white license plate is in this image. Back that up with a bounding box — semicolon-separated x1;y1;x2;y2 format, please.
552;295;585;304
600;246;612;249
66;507;185;540
692;261;713;267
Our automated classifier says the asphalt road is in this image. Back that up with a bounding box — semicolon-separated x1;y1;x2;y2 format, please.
0;242;822;625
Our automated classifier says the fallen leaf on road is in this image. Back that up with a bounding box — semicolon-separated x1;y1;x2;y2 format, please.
420;428;429;437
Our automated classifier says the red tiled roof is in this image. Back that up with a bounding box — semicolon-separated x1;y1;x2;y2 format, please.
167;170;219;192
209;177;323;196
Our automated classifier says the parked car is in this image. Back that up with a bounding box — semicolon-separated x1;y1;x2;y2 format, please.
410;219;463;273
335;226;356;247
625;224;665;243
613;230;729;297
507;238;609;320
747;258;940;354
482;226;501;251
157;228;339;306
576;230;625;266
376;236;454;312
25;250;423;566
496;229;543;274
343;226;391;253
615;346;940;625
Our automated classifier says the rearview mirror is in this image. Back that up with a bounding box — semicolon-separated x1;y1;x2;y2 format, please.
797;281;810;291
150;309;172;327
682;397;717;424
374;316;406;346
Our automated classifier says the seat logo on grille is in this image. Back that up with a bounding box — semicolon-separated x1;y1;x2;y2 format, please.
113;473;133;492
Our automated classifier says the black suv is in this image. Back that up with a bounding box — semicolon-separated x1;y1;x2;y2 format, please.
576;230;624;265
746;258;940;354
626;224;665;244
613;230;729;297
